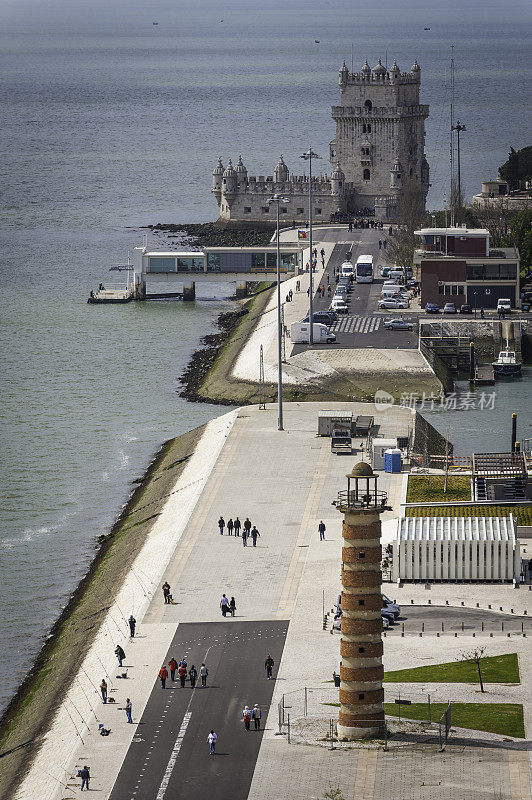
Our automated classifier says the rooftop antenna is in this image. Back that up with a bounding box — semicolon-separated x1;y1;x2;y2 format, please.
385;50;388;70
351;43;354;73
449;44;455;227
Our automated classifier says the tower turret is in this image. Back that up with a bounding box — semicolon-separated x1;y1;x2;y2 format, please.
390;160;402;190
372;59;387;81
411;60;421;81
331;163;345;196
274;154;289;183
339;61;349;87
235;154;248;186
361;60;371;80
222;158;237;200
212;156;224;201
389;59;400;83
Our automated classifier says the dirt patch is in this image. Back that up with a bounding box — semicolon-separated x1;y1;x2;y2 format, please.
0;424;207;800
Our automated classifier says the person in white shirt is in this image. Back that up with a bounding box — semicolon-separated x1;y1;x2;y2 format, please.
208;729;217;755
220;594;229;617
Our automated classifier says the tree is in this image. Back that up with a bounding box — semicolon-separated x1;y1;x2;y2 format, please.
460;647;486;693
388;179;426;274
473;199;517;247
499;146;532;190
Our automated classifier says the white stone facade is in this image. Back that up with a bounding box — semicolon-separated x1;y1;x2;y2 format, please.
212;58;430;223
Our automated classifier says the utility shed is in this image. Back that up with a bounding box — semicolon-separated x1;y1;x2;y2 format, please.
317;411;353;437
392;516;520;584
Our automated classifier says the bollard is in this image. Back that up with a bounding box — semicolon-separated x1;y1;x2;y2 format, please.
384;631;387;637
461;621;464;631
287;713;290;744
476;602;479;608
502;622;504;631
521;622;524;632
437;632;440;637
461;601;464;606
524;610;528;615
472;632;475;637
454;632;457;637
441;622;444;632
511;609;514;614
446;599;449;605
422;622;425;632
411;599;414;604
507;633;511;638
419;632;423;637
481;621;484;631
488;604;491;609
428;599;431;604
524;633;527;637
500;606;503;611
384;722;389;752
490;632;493;637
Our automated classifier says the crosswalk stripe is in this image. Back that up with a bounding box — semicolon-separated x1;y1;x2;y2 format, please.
330;315;384;334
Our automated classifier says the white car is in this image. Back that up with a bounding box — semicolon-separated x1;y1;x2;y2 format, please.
330;298;348;314
383;317;414;330
378;298;409;309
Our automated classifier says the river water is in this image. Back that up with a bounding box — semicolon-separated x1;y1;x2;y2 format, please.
1;0;531;712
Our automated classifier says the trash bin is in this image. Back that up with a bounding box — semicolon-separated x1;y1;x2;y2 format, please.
522;302;530;312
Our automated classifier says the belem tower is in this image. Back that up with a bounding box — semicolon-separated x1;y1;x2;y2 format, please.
212;58;430;223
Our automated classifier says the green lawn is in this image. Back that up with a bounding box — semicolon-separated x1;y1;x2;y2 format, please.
383;702;525;738
405;504;532;526
384;653;520;684
406;475;471;503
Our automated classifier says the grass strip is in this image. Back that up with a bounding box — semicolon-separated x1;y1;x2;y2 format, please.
406;475;471;503
383;702;525;738
405;505;532;526
383;653;520;684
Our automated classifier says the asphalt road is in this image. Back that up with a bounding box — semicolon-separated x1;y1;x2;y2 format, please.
292;228;419;353
383;605;532;635
109;621;288;800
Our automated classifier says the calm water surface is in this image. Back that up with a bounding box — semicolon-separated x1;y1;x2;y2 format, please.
1;0;531;711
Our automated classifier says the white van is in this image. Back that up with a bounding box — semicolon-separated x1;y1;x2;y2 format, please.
497;298;512;313
290;322;336;343
340;261;354;278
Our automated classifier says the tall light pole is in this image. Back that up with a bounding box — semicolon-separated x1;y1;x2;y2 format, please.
300;148;322;345
268;194;290;431
452;120;466;225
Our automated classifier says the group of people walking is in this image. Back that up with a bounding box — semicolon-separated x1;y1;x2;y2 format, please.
220;593;236;617
242;704;262;730
158;659;208;689
218;516;260;547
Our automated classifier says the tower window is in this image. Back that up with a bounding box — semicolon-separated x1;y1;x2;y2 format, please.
281;207;288;213
261;206;270;214
244;207;251;213
358;647;365;653
363;169;371;181
367;124;371;132
315;208;322;215
358;694;365;700
362;123;366;133
359;552;366;558
364;99;372;111
297;207;304;214
358;599;365;606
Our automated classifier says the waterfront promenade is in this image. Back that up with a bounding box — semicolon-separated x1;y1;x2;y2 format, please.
13;401;532;800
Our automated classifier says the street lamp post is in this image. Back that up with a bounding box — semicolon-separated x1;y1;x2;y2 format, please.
268;194;290;431
300;148;322;345
474;291;477;319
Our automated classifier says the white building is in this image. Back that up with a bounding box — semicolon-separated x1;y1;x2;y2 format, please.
392;516;520;584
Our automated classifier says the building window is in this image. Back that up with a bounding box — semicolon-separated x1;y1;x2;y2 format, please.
251;253;265;268
315;208;322;215
363;169;370;180
261;206;269;214
362;123;366;133
358;693;365;700
358;599;365;606
206;253;220;271
364;99;372;111
148;257;176;273
244;206;251;213
267;253;277;268
438;285;445;294
297;207;304;214
358;552;365;558
358;647;365;653
176;256;204;271
367;124;371;132
281;207;288;214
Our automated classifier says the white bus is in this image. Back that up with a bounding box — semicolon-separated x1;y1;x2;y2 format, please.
355;255;374;283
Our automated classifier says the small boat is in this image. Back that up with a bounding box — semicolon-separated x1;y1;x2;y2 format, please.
315;39;320;43
153;21;158;25
424;26;430;30
492;348;522;377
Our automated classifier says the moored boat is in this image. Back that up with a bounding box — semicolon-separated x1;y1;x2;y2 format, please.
492;348;522;377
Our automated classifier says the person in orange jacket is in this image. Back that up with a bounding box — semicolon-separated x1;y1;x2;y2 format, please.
178;663;187;688
168;658;178;682
159;665;168;689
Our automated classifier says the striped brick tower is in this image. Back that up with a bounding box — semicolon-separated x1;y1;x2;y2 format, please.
336;462;387;740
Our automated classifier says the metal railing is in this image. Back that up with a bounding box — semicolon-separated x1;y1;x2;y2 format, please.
336;489;389;511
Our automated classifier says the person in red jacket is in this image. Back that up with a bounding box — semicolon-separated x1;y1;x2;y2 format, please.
178;663;187;687
159;665;168;689
168;658;178;682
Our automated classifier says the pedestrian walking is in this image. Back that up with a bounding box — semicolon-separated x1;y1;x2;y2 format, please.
244;518;251;536
242;529;248;546
265;654;274;680
100;678;107;704
78;766;90;791
383;239;387;249
307;287;310;296
251;526;260;547
208;730;217;754
242;706;252;730
189;665;197;687
200;663;208;687
125;698;132;723
320;248;325;259
178;663;187;687
168;657;178;682
218;516;225;535
289;289;293;301
220;593;229;617
252;704;262;730
318;520;326;541
229;596;236;616
159;665;168;689
327;285;331;297
326;272;330;285
128;614;136;637
115;645;125;667
227;517;234;535
234;516;241;536
379;240;382;249
162;582;171;604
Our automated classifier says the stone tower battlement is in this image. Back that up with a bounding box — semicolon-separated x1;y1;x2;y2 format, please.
211;58;429;223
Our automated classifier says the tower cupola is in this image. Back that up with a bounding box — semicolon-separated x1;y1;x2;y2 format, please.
331;163;345;196
339;61;349;87
274;154;289;183
372;58;387;79
212;156;224;194
235;154;248;185
389;60;400;82
361;59;371;79
411;59;421;79
222;158;237;197
390;160;403;189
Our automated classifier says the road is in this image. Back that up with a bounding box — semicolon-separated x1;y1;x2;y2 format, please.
382;605;531;636
109;621;288;800
292;227;419;353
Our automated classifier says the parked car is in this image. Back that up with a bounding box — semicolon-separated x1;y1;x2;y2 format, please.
425;302;440;314
380;266;391;278
302;311;338;325
381;608;395;625
383;317;414;331
330;298;349;314
335;285;348;296
382;595;401;619
443;302;457;314
382;616;390;630
459;304;472;314
378;298;409;309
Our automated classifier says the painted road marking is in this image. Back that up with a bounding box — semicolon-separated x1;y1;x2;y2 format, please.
155;711;192;800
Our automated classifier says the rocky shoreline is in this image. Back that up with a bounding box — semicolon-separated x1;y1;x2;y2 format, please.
145;220;277;247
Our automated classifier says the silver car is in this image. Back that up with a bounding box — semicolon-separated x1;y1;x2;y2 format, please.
383;317;414;331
